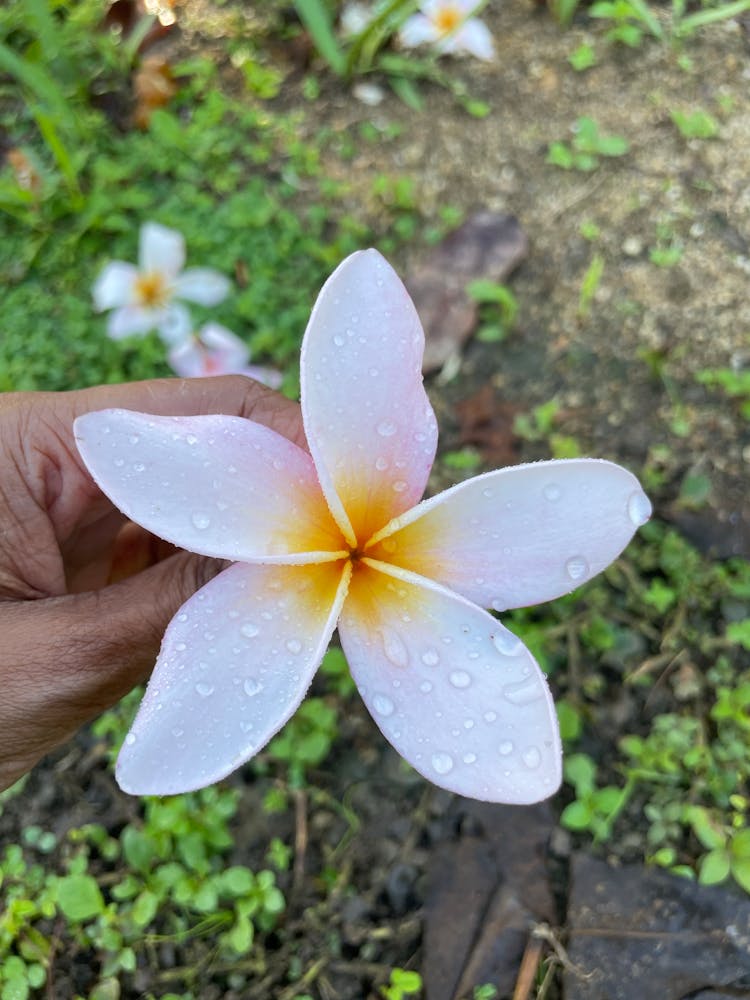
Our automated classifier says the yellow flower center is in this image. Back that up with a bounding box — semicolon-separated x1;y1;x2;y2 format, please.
134;271;169;308
434;5;462;34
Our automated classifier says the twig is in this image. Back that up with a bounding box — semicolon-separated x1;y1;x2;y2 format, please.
293;787;308;893
277;956;328;1000
532;924;594;981
512;932;544;1000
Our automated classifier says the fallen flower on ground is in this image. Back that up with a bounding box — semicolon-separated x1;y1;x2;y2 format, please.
399;0;496;61
92;221;230;345
167;322;283;388
75;250;650;801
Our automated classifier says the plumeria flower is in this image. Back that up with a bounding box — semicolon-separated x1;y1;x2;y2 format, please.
167;322;283;389
74;250;651;801
399;0;496;61
92;222;231;345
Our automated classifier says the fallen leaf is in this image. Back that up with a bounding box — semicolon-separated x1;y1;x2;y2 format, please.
455;383;521;467
564;855;750;999
406;212;529;374
133;55;177;129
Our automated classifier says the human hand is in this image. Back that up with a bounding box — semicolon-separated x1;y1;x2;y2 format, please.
0;376;303;791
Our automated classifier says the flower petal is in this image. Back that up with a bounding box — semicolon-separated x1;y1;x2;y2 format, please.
107;306;158;340
367;459;652;611
301;249;437;547
74;410;346;561
157;303;193;347
199;322;249;364
174;268;231;306
93;262;138;311
139;221;185;277
167;339;211;378
399;13;438;46
116;559;351;795
449;20;495;60
339;560;561;803
242;365;284;390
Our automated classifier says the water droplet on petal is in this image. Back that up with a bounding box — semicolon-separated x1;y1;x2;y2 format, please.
565;555;589;581
431;752;454;775
375;456;388;471
114;458;124;468
133;462;146;473
382;629;409;668
376;420;397;437
177;613;188;623
333;334;345;347
373;693;395;717
492;630;522;656
241;622;259;638
522;746;541;769
449;670;472;689
499;740;514;755
627;490;652;526
195;682;214;697
484;711;498;723
482;487;493;499
191;511;211;530
392;480;407;493
129;434;140;445
243;678;263;697
419;680;433;694
125;733;136;746
543;483;561;501
421;649;440;666
463;753;477;765
286;639;302;654
504;678;543;705
186;434;198;445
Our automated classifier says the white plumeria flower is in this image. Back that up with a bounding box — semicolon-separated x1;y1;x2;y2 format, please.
400;0;496;61
168;323;283;389
92;222;231;346
74;250;651;801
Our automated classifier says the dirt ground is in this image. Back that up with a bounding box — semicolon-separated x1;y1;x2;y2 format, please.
2;5;750;998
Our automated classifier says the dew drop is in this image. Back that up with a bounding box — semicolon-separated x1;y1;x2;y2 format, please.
431;752;454;775
421;649;440;666
133;462;146;473
464;718;475;729
191;511;211;530
522;746;541;769
504;678;542;705
129;434;140;445
392;480;407;493
195;682;214;698
492;630;522;656
499;740;514;755
482;487;493;499
186;434;198;445
382;629;409;668
565;555;589;581
375;456;388;471
484;710;498;723
177;613;188;623
333;334;345;347
543;483;561;501
376;420;397;437
114;458;125;468
125;733;136;746
286;639;302;654
627;490;652;527
373;693;395;717
243;678;263;697
449;670;472;689
175;642;186;652
419;680;433;694
240;622;259;638
463;753;477;765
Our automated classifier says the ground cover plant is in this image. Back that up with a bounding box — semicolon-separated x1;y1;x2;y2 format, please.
1;0;750;997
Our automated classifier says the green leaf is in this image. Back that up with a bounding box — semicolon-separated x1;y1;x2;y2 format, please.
688;806;728;850
131;889;159;929
561;800;593;831
698;848;731;885
727;620;750;651
56;874;105;922
731;857;750;894
293;0;346;76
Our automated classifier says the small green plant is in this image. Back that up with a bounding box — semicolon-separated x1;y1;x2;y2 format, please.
671;108;720;140
579;252;605;317
696;368;750;420
547;117;629;172
266;698;339;787
380;967;423;1000
561;753;632;841
568;42;598;70
688;802;750;893
466;279;519;343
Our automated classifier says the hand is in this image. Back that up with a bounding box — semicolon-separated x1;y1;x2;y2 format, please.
0;376;303;791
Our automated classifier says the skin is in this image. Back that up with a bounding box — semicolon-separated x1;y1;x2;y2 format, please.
0;376;304;792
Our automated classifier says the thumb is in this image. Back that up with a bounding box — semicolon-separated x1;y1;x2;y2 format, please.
1;550;223;789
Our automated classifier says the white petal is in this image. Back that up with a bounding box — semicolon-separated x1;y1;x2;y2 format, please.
167;340;207;378
107;306;158;340
242;364;284;389
157;302;193;347
399;13;438;46
74;410;346;561
139;221;185;277
116;560;351;795
198;322;248;361
174;268;231;306
450;19;495;60
367;459;652;611
93;262;138;311
339;560;561;803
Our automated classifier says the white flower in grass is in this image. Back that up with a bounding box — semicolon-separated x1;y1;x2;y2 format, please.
400;0;496;61
168;323;283;389
75;250;651;801
92;222;231;346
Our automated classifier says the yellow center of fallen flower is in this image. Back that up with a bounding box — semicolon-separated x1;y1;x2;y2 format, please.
434;5;463;34
134;271;169;308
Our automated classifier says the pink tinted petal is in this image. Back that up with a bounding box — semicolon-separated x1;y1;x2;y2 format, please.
242;364;284;390
116;559;351;795
199;323;249;365
167;339;209;378
449;19;495;60
174;268;231;306
107;305;158;339
93;262;138;311
74;410;346;561
399;13;438;46
301;249;437;547
339;560;561;803
139;221;185;277
367;459;652;611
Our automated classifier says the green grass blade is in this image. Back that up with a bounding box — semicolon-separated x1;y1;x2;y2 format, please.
293;0;346;76
677;0;750;35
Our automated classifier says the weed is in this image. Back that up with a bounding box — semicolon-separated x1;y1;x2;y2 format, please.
671;108;720;140
466;278;519;343
380;967;423;1000
547;117;629;172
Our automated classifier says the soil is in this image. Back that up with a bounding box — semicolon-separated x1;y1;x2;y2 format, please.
3;4;750;998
